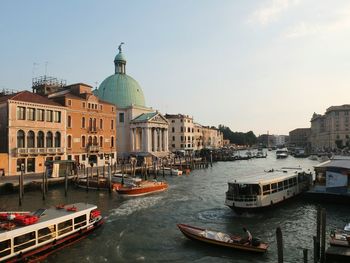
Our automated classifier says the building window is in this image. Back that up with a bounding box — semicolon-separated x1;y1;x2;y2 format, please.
100;105;102;110
172;144;175;148
82;136;86;148
46;110;53;122
37;109;45;121
54;111;61;123
112;107;114;112
67;116;72;128
88;103;91;109
88;136;92;145
111;119;114;130
27;131;35;148
172;136;175;141
27;158;35;173
16;107;26;120
99;154;103;160
172;127;175;132
187;127;190;132
82;154;86;161
55;132;61;147
67;100;72;106
171;120;175;123
67;155;72;160
93;136;98;145
93;118;97;131
27;108;35;121
46;131;53;147
119;113;124;123
17;130;25;148
111;136;114;148
16;159;25;172
181;136;183;142
82;117;85;128
188;136;191;141
181;127;184;132
99;119;103;129
99;136;103;147
67;135;72;148
37;131;44;148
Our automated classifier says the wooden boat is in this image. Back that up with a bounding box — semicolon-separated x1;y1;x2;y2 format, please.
115;180;168;196
75;174;132;190
177;224;268;253
330;223;350;247
0;203;104;262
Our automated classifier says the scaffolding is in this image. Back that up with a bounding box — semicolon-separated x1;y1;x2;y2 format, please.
32;75;67;96
0;88;17;97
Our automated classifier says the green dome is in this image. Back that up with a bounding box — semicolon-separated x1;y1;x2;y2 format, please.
96;73;146;108
114;52;126;62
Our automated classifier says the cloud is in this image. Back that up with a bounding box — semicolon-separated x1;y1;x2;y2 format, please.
248;0;300;26
283;8;350;38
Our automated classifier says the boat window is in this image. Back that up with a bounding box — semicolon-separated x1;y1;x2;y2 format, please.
38;225;56;243
278;182;283;191
271;183;277;193
288;178;293;187
0;239;11;258
263;184;270;195
74;214;87;229
283;180;289;189
58;219;73;236
14;231;36;252
292;177;297;186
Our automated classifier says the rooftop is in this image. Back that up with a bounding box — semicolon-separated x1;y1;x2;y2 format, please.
0;90;62;107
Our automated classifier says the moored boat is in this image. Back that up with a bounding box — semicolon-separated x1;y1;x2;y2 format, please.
177;224;268;253
276;149;288;159
0;203;104;262
225;168;313;213
161;167;183;176
115;180;168;196
330;223;350;247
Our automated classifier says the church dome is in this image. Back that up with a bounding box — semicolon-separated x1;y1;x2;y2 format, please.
95;45;146;108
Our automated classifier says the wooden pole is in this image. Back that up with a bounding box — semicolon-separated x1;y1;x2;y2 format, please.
320;208;326;263
315;206;321;262
97;168;100;190
276;227;283;263
86;167;89;192
19;167;23;206
210;151;213;167
64;165;68;197
162;162;165;178
313;236;318;263
303;249;308;263
108;162;112;193
42;170;46;200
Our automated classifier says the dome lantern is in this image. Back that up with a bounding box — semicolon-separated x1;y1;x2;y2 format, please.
114;42;126;74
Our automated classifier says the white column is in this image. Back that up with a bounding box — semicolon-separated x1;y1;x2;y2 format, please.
142;127;147;152
130;128;134;152
153;128;158;152
164;129;168;152
159;129;163;152
147;128;152;151
144;127;149;152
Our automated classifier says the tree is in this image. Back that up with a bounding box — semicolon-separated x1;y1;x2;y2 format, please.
218;125;257;146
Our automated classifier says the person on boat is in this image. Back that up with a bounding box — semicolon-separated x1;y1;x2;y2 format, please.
241;227;253;244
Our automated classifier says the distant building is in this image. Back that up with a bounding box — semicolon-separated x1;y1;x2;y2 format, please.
0;91;66;176
275;135;288;147
289;128;311;148
310;105;350;151
165;114;195;152
202;126;223;149
223;139;230;146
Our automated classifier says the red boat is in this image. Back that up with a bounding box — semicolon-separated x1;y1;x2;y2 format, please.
0;203;104;262
115;180;168;196
177;224;269;253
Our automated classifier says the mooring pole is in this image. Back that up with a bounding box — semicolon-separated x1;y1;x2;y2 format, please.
42;170;46;200
315;206;321;262
320;208;326;263
276;227;283;263
19;165;24;206
108;162;112;193
303;249;308;263
64;165;68;197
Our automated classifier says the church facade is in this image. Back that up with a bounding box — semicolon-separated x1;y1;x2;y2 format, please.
94;45;169;158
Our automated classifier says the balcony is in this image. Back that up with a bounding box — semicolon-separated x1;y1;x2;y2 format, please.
15;147;65;156
87;144;100;152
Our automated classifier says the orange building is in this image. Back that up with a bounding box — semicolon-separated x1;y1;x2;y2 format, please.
48;83;117;168
0;91;66;176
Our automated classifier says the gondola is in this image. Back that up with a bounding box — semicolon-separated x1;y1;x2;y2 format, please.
177;224;268;253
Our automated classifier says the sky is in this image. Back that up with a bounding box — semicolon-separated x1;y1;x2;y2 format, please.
1;0;350;135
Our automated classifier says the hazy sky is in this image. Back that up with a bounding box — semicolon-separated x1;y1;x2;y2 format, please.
1;0;350;135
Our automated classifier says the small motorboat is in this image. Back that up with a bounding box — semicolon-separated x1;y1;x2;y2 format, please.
115;180;168;196
177;224;268;253
330;223;350;247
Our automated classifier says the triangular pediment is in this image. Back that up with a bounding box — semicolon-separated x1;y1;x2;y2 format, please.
131;111;168;125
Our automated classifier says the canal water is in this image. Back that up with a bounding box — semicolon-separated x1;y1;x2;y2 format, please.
1;153;350;263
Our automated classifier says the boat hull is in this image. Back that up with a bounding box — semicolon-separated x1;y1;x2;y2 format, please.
116;182;168;196
177;224;268;253
6;218;104;263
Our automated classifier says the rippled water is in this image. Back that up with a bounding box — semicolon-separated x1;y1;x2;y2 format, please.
1;153;349;263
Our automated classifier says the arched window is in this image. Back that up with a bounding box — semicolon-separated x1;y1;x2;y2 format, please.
17;130;25;148
93;118;97;131
37;131;44;148
111;136;114;148
99;119;103;129
93;136;97;145
82;117;85;128
89;118;92;130
88;136;92;145
67;135;72;148
46;131;53;147
54;132;61;147
99;136;103;147
82;136;86;147
67;116;72;128
27;130;35;148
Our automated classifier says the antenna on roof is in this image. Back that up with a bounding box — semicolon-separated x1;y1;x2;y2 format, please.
45;61;48;76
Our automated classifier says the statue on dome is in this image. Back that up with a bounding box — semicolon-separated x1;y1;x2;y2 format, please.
118;42;125;52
